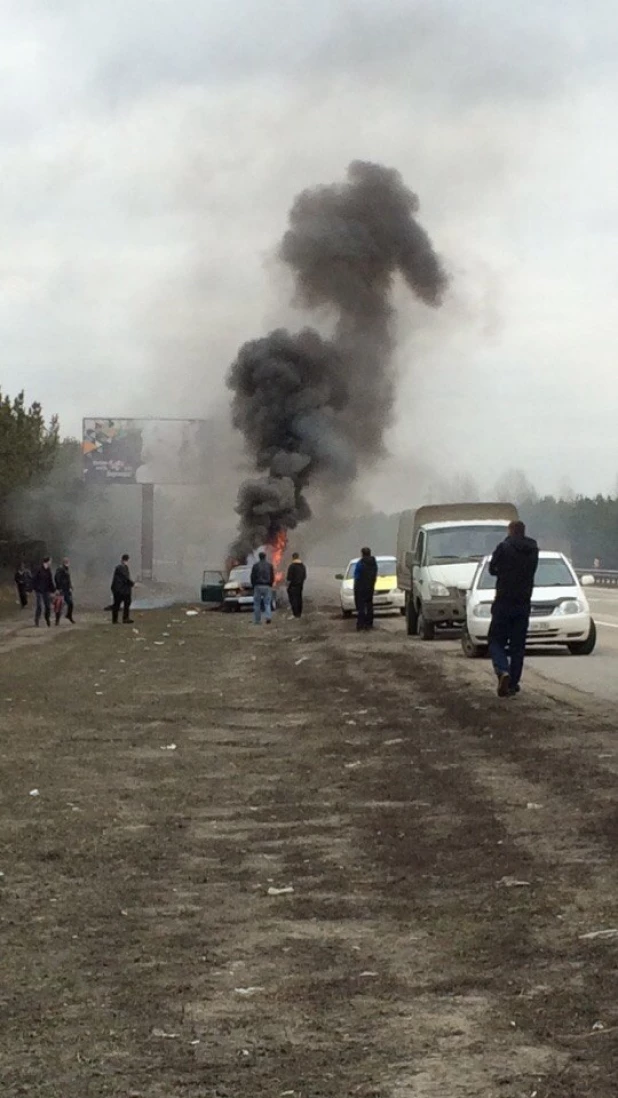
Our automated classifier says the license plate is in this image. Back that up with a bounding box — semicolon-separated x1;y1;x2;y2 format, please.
529;621;548;632
374;597;389;604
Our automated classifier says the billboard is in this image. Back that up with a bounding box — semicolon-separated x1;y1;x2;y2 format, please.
82;418;208;485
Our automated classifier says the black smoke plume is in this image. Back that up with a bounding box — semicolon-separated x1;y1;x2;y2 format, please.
227;160;447;562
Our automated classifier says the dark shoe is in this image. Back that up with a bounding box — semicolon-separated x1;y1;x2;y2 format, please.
123;619;135;624
508;685;521;696
497;672;511;698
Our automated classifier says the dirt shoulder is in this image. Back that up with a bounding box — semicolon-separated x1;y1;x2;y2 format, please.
1;603;616;1097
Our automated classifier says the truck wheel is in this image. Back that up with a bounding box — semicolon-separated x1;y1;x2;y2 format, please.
461;626;487;659
405;593;418;636
417;604;435;641
341;608;353;619
568;619;596;655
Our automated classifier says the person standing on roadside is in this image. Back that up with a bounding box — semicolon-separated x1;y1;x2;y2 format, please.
354;547;378;631
286;552;307;619
14;562;31;609
54;557;75;624
32;557;55;627
111;553;135;624
250;551;275;625
488;520;539;697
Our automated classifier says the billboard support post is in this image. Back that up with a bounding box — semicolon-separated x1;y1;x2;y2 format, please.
141;484;154;581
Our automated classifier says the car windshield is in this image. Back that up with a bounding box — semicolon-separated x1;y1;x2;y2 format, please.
345;557;396;579
228;567;250;584
477;558;576;590
426;525;507;564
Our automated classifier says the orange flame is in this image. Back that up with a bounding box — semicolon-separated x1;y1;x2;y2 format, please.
268;530;288;585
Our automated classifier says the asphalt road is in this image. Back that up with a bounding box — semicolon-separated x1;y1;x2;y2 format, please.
313;569;618;705
526;586;618;703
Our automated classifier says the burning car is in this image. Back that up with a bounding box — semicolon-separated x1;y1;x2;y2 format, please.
222;564;280;613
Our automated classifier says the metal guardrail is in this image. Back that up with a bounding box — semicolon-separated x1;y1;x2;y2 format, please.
574;568;618;587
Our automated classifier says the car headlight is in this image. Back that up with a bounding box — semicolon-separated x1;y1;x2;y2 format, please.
472;603;492;619
428;581;449;597
554;599;585;615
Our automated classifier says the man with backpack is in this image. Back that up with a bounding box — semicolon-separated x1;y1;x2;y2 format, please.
250;551;275;625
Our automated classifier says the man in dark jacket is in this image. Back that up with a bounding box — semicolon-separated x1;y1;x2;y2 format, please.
33;557;55;627
14;563;31;609
354;547;378;631
250;551;275;624
111;553;135;624
286;552;307;619
54;557;74;624
488;521;539;697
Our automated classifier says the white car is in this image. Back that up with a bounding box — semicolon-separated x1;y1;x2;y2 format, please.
223;566;279;612
462;550;596;657
337;555;405;618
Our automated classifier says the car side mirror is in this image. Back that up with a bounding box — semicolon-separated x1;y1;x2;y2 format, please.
580;574;595;586
335;573;344;580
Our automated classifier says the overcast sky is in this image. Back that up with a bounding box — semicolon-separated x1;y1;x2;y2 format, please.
2;0;618;506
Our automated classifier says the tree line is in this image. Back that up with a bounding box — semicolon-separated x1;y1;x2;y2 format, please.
0;389;111;573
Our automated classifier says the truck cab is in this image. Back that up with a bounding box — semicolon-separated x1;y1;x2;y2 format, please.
397;503;518;639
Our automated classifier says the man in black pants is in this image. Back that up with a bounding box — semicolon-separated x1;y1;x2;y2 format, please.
286;552;307;618
14;563;31;608
488;520;539;697
110;553;135;624
54;557;75;624
354;547;378;631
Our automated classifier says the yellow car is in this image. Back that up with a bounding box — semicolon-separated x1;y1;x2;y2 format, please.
336;555;405;618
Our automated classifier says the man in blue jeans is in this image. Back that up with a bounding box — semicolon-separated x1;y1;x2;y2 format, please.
488;520;539;697
250;552;275;625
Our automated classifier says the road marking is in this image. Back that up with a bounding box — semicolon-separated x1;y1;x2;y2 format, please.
596;620;618;629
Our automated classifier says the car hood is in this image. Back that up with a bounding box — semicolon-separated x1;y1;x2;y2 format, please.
342;575;397;592
424;562;481;587
471;583;587;607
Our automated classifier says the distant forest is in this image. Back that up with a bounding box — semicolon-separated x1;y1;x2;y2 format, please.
312;495;618;570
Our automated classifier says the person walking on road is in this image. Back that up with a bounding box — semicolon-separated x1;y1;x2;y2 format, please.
32;557;55;627
354;547;378;631
488;520;539;697
14;563;31;609
54;558;75;624
251;551;275;625
111;553;135;624
286;552;307;619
